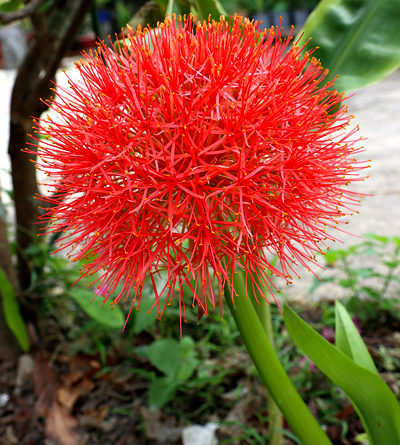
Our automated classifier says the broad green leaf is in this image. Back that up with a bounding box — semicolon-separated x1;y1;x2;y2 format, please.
0;0;22;13
141;338;181;378
0;268;29;352
139;337;198;408
133;297;158;334
149;376;178;408
140;336;198;382
335;301;378;374
69;288;124;329
175;336;198;381
297;0;400;92
284;305;400;445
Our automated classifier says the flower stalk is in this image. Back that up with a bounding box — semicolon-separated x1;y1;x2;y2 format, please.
225;271;332;445
251;296;283;445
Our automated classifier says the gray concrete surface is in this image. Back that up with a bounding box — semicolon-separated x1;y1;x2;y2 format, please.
341;70;400;238
278;70;400;299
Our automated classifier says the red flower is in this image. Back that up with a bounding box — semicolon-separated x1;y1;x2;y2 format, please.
33;15;366;329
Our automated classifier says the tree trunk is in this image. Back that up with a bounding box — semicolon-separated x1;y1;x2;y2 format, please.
8;0;93;295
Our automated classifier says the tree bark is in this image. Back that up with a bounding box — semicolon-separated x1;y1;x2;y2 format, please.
8;0;93;293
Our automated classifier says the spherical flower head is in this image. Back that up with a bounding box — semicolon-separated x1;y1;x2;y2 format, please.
34;15;366;328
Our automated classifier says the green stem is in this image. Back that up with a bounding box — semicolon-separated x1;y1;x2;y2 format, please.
251;298;283;445
225;272;332;445
251;295;274;340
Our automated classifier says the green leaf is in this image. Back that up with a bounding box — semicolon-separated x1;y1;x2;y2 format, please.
365;233;389;244
392;237;400;248
175;336;198;381
141;338;181;378
69;287;125;329
166;0;176;16
138;336;198;408
297;0;400;92
338;278;357;288
0;0;22;13
359;286;381;299
324;250;340;264
0;268;29;352
133;297;158;334
284;305;400;445
148;376;178;408
140;336;198;381
353;268;374;278
193;0;227;20
335;301;378;374
383;260;400;269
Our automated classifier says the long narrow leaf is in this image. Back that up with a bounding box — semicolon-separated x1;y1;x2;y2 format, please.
335;300;378;374
297;0;400;92
284;305;400;445
193;0;226;20
0;268;29;351
166;0;176;17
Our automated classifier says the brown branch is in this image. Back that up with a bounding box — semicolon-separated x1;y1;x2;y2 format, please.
0;0;45;25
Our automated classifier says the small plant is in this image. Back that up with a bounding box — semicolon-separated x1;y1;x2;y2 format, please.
135;336;199;408
312;234;400;326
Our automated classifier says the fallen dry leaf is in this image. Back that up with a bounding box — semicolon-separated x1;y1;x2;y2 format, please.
79;405;109;430
68;354;101;378
33;351;58;417
57;378;95;413
32;351;88;445
45;399;86;445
